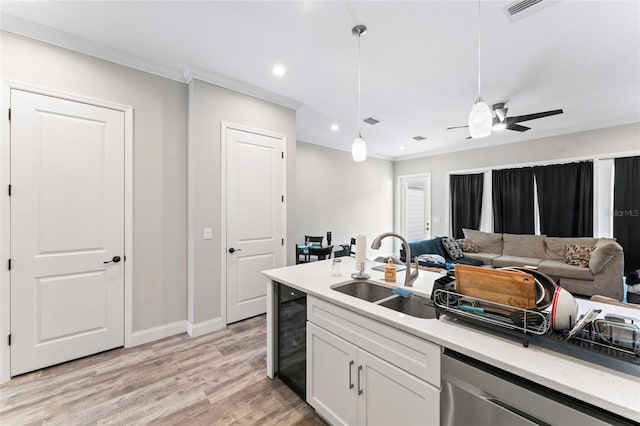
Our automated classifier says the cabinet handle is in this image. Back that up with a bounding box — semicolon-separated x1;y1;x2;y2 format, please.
349;360;354;389
357;365;363;395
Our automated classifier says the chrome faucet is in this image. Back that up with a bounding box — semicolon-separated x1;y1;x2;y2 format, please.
371;232;419;287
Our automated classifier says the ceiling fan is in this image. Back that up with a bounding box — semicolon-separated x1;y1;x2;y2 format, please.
447;103;564;138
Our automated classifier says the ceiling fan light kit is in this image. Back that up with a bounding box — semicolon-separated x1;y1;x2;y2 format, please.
469;96;493;138
351;24;368;162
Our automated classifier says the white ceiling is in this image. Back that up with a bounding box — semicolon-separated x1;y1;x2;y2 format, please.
1;1;639;160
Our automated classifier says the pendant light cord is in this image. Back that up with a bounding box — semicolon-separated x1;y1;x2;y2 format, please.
477;0;482;98
357;32;362;136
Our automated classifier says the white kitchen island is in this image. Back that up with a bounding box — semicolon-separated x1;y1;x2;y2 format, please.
263;257;640;425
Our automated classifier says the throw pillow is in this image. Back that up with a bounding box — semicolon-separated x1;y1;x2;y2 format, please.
441;237;464;260
418;254;446;265
456;238;479;253
563;244;593;268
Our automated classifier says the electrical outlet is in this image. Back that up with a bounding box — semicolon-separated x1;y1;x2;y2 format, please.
204;228;212;240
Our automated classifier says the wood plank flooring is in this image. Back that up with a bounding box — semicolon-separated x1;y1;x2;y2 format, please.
0;315;326;425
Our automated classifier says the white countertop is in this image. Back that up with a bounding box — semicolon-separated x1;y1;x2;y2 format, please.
263;257;640;422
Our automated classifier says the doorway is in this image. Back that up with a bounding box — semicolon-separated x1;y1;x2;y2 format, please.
397;174;432;242
5;88;129;377
222;123;286;324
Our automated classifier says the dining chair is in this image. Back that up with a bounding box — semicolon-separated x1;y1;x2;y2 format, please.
308;245;333;262
296;244;308;264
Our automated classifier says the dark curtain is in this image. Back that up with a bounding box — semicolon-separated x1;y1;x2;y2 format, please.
450;173;484;239
534;161;593;237
614;156;640;274
492;167;535;234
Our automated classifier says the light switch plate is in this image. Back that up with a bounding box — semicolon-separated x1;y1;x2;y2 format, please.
204;228;212;240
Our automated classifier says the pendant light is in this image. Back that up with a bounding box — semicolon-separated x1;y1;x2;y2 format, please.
468;0;492;139
351;24;367;162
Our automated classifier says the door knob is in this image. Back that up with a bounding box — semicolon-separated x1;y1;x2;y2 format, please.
228;248;242;254
104;256;121;264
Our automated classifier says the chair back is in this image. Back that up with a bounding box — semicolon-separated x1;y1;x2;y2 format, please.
309;245;333;261
349;237;357;256
305;235;324;246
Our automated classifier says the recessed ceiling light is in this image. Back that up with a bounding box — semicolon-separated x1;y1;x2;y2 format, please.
330;124;339;132
400;146;405;150
272;65;286;76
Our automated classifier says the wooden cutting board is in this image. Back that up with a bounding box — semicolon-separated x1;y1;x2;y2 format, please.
455;265;537;313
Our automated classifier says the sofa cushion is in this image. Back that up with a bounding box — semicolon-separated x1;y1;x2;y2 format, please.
462;229;503;254
544;237;598;260
441;237;464;260
538;260;594;280
452;257;484;267
589;241;622;274
492;256;544;268
464;253;500;265
502;233;546;259
563;244;593;268
462;252;501;265
456;238;479;253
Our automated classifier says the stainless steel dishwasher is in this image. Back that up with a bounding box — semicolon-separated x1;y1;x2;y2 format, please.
440;349;635;426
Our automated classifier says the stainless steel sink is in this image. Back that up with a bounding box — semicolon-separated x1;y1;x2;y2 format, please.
332;280;436;319
332;280;395;302
378;294;437;319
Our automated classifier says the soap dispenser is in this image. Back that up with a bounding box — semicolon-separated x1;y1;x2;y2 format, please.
384;259;397;283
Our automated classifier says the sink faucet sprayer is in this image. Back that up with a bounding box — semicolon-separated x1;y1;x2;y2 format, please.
371;232;419;287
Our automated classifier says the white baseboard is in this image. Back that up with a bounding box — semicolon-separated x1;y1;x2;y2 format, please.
130;320;187;347
187;317;224;337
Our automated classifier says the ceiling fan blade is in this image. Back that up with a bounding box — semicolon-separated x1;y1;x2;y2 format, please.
506;123;531;132
509;109;564;124
447;125;469;130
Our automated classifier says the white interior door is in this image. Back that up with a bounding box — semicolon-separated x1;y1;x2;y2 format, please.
10;90;125;376
226;126;284;324
399;174;432;242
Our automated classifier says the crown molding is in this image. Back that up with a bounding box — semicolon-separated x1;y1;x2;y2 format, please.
183;65;302;111
394;119;640;162
1;13;304;111
1;13;185;82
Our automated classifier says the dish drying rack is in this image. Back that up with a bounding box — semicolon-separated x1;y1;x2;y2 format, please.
433;288;550;347
562;314;640;359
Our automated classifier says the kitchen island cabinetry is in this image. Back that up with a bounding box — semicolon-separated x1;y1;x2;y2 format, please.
307;296;440;425
263;258;640;423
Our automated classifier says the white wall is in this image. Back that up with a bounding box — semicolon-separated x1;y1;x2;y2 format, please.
296;142;394;259
188;79;296;326
394;123;640;238
1;31;188;332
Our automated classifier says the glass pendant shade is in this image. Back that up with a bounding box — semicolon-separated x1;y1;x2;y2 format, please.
352;136;367;162
468;97;492;138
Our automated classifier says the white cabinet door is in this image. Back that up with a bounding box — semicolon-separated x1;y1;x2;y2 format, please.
307;322;358;426
357;349;439;426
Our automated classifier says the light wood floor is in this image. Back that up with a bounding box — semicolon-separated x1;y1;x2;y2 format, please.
0;315;325;425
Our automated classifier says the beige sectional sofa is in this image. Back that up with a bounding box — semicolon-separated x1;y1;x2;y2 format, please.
461;229;625;301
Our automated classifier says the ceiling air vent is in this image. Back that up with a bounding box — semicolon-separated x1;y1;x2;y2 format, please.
412;136;427;141
504;0;558;22
363;116;382;125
